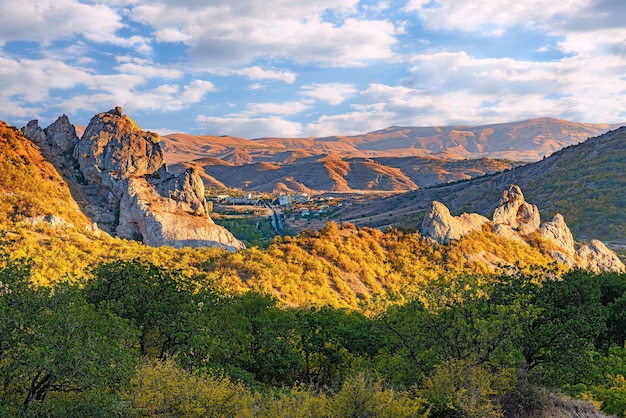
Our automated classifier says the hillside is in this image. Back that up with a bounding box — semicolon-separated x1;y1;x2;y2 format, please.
333;126;626;242
0;121;89;228
161;118;613;193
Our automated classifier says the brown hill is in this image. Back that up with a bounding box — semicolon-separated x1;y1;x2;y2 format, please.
162;117;615;163
161;118;613;193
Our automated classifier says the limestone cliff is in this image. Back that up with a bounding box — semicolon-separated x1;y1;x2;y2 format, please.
23;107;243;251
420;184;625;272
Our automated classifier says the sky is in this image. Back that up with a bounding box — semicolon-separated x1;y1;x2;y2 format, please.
1;0;626;139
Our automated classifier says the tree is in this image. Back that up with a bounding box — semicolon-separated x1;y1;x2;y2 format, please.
0;257;137;416
83;259;214;360
513;270;606;385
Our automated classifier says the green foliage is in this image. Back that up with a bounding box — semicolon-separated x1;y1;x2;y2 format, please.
84;259;216;360
213;215;278;248
0;257;137;416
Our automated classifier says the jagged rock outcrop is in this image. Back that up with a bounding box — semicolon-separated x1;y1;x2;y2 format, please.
420;184;624;272
540;214;575;255
577;240;626;273
20;120;47;143
492;184;540;234
21;116;79;154
44;114;79;154
75;106;164;183
29;107;243;250
420;201;490;244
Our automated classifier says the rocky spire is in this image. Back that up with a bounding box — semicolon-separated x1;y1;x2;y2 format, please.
44;114;79;154
492;184;540;234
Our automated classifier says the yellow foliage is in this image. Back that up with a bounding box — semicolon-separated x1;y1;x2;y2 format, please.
127;359;254;417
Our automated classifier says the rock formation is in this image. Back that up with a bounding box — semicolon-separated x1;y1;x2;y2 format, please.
23;107;243;251
420;201;489;244
21;115;79;154
492;184;540;234
420;184;625;272
44;115;79;154
540;214;575;255
577;240;625;273
20;120;46;143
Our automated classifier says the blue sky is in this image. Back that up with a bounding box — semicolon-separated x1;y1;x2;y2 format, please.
1;0;626;138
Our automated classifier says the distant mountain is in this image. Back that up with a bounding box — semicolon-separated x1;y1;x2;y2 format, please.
332;125;626;242
162;118;615;193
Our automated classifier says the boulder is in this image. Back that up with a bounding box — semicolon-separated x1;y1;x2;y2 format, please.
492;184;540;234
420;201;490;244
44;114;79;154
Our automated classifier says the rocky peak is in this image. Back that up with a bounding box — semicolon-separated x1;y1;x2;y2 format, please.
75;107;164;183
44;114;79;154
492;184;540;234
420;184;624;273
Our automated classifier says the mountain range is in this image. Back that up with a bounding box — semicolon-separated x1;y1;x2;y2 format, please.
160;118;617;193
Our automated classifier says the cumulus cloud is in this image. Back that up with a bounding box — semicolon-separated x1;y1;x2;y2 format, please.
0;1;122;44
196;115;304;138
300;83;358;105
231;66;297;84
130;1;398;67
405;0;589;32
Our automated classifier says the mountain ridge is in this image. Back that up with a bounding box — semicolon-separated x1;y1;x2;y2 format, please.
161;117;615;193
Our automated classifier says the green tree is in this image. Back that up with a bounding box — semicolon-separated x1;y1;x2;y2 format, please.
0;257;137;416
83;259;215;360
513;270;606;385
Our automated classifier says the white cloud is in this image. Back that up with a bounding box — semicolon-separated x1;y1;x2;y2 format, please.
130;1;398;67
196;115;304;138
181;80;218;102
114;57;183;78
300;83;357;105
244;102;311;116
0;0;124;45
234;66;297;84
405;0;589;33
